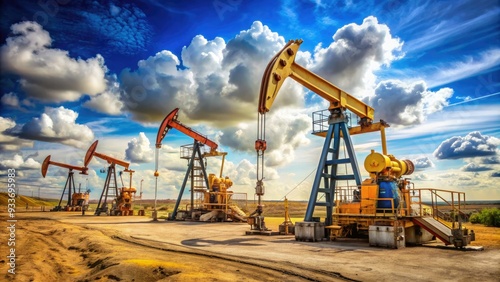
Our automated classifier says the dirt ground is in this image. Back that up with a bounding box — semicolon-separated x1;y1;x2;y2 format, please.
1;211;499;282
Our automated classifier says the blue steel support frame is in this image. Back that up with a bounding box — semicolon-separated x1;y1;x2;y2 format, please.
304;120;362;226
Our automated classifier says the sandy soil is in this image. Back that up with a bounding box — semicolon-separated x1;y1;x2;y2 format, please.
1;212;499;282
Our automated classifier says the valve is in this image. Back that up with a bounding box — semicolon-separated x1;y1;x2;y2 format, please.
255;179;265;196
255;139;267;152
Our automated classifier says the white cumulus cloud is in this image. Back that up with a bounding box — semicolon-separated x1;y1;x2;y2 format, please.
218;108;311;167
434;131;500;159
366;80;453;126
225;158;279;186
461;162;492;172
0;117;34;151
413;173;429;181
125;132;153;163
0;154;40;170
308;16;403;98
1;92;20;107
413;156;434;169
120;21;295;126
83;75;124;115
481;156;500;164
17;106;94;148
0;21;107;102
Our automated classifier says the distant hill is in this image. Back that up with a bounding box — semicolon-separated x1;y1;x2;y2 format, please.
0;192;58;207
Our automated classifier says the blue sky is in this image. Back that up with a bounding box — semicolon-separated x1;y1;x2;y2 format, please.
0;0;499;202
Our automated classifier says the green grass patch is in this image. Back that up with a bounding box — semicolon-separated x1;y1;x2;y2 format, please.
470;208;500;227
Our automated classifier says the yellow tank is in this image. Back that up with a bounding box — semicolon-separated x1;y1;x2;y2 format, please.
208;173;215;188
224;176;233;188
364;151;391;173
71;192;90;207
208;174;234;191
204;174;235;208
364;150;414;178
121;187;137;193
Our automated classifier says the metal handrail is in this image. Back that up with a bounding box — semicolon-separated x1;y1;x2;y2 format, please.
408;188;467;228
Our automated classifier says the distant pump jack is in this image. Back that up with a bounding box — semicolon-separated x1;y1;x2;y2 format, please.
84;140;136;216
41;155;89;212
155;108;246;223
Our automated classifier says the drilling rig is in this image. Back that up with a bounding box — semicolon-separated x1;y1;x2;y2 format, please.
41;155;89;211
256;39;475;248
155;108;247;222
85;140;137;216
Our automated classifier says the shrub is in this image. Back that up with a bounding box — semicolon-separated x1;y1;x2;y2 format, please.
469;213;481;224
470;208;500;227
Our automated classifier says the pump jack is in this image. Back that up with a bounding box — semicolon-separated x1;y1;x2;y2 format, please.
256;39;476;248
41;155;89;211
85;140;136;216
156;108;245;222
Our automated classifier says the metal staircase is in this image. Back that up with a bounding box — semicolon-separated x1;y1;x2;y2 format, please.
411;216;475;248
408;188;475;248
412;216;453;244
229;204;247;222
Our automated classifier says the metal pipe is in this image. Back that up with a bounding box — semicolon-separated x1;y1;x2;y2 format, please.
153;175;158;221
381;126;387;155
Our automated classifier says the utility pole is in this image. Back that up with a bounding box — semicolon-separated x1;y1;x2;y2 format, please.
140;179;144;210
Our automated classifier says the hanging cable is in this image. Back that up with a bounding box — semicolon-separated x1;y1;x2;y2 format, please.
281;167;317;200
253;112;267;217
255;112;266;184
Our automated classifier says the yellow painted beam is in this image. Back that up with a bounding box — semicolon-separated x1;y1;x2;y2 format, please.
290;63;374;120
259;39;375;121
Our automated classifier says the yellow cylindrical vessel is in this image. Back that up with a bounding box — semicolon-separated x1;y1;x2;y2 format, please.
364;150;414;178
224;177;233;188
364;150;391;173
208;173;216;190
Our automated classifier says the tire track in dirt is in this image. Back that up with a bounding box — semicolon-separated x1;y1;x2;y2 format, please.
1;217;352;281
113;235;360;282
